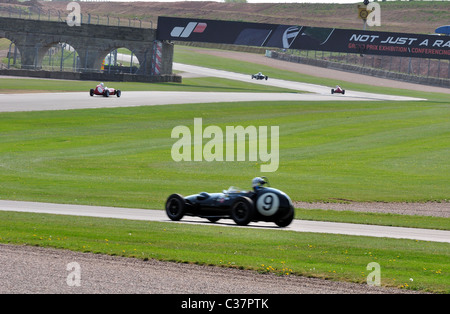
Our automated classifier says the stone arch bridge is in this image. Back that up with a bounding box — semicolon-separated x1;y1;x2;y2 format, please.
0;17;173;76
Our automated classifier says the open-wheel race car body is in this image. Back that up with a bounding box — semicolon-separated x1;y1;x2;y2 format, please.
165;177;294;227
251;72;268;80
90;83;121;97
331;85;345;95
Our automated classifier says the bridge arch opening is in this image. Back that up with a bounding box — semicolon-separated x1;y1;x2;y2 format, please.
39;42;80;71
0;38;22;69
100;48;140;74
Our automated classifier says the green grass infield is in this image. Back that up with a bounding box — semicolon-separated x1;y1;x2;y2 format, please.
0;100;448;208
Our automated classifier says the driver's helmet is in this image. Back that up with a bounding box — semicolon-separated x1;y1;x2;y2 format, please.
252;177;266;191
100;82;104;88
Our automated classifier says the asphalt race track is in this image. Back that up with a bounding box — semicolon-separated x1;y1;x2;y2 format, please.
0;63;425;113
1;200;449;243
0;91;375;112
173;63;426;101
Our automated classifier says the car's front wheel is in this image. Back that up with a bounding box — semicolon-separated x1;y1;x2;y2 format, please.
231;197;255;226
275;206;294;227
165;194;186;221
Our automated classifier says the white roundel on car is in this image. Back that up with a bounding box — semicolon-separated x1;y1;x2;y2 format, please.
256;193;279;216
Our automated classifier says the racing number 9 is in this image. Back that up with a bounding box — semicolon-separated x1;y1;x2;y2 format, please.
262;194;274;210
256;192;279;216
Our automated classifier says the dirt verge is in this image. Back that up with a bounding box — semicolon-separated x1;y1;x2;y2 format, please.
0;243;421;294
294;201;449;218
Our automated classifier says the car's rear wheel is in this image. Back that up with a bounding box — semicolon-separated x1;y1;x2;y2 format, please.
89;89;94;96
165;194;186;221
104;90;110;97
231;197;255;226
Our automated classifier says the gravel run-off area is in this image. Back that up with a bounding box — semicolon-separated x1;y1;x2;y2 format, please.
0;243;423;294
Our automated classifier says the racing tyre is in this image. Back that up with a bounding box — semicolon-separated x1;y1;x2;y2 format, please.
90;89;94;97
342;90;345;95
231;197;255;226
275;205;294;227
165;194;186;221
265;76;268;80
331;89;334;94
104;90;110;97
116;90;121;98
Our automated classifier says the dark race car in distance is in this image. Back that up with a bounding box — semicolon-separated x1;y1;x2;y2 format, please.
165;177;294;227
251;72;268;80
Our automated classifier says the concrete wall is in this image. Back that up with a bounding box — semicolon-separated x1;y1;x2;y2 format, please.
0;69;181;83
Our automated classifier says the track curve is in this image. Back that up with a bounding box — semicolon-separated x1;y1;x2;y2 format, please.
0;63;425;113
